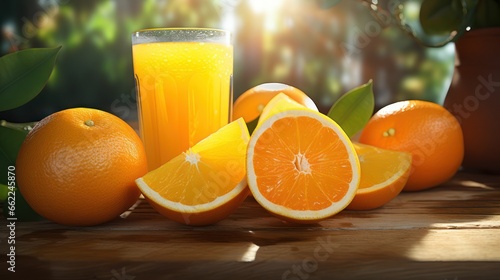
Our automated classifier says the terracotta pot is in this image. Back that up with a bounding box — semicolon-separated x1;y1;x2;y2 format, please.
443;28;500;173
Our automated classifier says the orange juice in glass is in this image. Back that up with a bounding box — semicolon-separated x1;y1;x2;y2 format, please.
131;28;233;170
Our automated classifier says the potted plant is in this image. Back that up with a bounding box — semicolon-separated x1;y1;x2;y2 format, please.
401;0;500;174
319;0;500;173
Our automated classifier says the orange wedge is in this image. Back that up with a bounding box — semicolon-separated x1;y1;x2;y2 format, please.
346;143;412;210
247;94;360;223
257;92;309;125
135;118;250;226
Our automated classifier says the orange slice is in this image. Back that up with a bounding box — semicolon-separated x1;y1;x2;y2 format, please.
247;94;360;223
346;143;412;210
135;118;250;226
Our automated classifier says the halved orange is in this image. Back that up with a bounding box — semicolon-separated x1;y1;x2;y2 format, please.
346;143;412;210
135;118;250;226
247;95;360;223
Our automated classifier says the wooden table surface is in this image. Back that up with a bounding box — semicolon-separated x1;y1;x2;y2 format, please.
2;171;500;280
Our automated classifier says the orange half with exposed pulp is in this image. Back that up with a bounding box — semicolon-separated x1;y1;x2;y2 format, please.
247;94;360;223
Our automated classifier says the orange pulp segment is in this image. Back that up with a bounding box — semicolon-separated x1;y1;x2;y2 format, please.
247;97;360;223
135;118;250;226
257;92;311;126
346;143;412;210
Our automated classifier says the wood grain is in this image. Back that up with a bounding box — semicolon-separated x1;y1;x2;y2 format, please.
1;171;500;279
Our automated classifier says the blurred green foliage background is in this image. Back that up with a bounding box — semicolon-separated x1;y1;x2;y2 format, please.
0;0;455;123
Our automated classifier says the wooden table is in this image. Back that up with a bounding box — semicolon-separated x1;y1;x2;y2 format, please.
2;171;500;279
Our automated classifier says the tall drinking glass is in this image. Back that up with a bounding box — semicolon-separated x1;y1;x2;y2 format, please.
131;28;233;170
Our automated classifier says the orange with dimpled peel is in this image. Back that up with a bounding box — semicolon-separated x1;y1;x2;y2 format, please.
233;83;318;123
359;100;464;191
16;108;147;226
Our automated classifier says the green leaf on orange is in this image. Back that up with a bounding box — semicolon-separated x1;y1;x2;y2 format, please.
0;184;8;201
0;124;28;187
0;124;42;220
327;80;374;138
0;46;61;111
246;116;260;135
2;188;44;221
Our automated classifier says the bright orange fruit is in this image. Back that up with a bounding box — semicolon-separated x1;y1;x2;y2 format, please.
16;108;148;226
233;82;318;123
247;94;360;223
359;100;464;191
346;143;412;210
135;118;250;226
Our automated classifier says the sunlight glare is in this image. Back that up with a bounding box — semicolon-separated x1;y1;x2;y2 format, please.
249;0;286;32
406;227;500;261
249;0;285;14
239;243;260;262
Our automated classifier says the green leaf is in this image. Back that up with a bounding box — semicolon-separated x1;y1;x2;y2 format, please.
395;0;478;46
246;116;260;135
0;46;61;111
420;0;466;36
0;124;41;220
2;188;44;221
327;80;374;138
0;184;8;201
0;124;28;186
473;0;500;28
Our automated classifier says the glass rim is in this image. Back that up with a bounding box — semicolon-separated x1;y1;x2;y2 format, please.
131;28;231;45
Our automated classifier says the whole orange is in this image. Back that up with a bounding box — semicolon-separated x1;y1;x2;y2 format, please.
16;108;148;226
233;83;318;123
359;100;464;191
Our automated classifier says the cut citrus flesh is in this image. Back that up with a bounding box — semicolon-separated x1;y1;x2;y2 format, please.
257;92;310;126
135;118;250;226
346;143;412;210
247;95;360;223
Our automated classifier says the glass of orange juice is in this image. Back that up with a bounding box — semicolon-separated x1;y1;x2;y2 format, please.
131;28;233;170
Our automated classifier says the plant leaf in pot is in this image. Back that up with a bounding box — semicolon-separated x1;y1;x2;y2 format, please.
419;0;500;173
315;0;500;173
